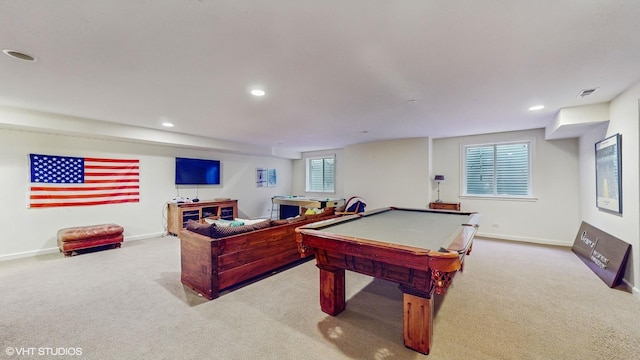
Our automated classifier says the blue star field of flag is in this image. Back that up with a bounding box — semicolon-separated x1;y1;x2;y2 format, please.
30;154;85;184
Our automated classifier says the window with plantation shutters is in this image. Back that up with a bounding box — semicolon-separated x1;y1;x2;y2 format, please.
464;141;531;197
306;155;335;193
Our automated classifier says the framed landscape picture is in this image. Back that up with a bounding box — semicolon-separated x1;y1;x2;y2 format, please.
595;133;622;214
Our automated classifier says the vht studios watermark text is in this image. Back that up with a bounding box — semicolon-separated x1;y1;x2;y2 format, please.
5;347;83;357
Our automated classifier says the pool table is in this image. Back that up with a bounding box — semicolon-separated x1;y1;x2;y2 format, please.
295;207;481;355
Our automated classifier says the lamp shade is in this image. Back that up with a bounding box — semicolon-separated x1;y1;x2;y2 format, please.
434;175;445;182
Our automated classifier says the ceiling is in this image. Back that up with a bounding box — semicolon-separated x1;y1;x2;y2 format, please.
1;1;640;153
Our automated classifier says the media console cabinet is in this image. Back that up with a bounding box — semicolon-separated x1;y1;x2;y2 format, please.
167;199;238;236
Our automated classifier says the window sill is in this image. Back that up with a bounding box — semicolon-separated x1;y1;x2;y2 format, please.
460;195;538;202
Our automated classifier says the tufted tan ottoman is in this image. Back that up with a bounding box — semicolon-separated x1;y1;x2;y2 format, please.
57;224;124;257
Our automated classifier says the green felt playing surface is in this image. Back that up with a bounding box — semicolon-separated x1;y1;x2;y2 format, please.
319;208;476;251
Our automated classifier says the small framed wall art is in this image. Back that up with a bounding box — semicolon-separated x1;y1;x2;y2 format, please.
256;168;277;187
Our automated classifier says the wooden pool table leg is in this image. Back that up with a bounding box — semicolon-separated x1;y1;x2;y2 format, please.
318;266;346;316
401;290;434;355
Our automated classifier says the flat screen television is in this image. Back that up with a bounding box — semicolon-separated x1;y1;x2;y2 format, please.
175;157;221;185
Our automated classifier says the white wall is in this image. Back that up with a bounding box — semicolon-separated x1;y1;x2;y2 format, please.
433;129;581;246
292;138;431;211
0;128;292;260
579;81;640;295
343;138;431;210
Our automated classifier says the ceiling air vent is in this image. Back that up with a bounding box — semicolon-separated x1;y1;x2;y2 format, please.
577;88;598;97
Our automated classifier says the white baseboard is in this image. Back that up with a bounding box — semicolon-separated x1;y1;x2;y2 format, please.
476;232;572;247
0;232;165;262
124;232;166;241
0;247;61;262
623;279;640;300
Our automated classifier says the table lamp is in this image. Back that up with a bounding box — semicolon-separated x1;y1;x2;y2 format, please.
434;175;445;203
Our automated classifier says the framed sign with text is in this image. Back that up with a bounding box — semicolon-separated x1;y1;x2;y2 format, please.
595;133;622;214
571;222;630;287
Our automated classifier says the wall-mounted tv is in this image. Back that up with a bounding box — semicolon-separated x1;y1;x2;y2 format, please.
175;157;221;185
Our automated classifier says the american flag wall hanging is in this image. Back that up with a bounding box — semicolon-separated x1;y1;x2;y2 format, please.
29;154;140;208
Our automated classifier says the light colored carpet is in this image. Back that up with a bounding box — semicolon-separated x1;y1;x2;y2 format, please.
1;236;639;360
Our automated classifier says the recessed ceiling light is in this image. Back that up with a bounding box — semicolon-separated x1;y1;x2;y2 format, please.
3;49;36;62
528;105;544;111
162;122;174;127
250;89;266;97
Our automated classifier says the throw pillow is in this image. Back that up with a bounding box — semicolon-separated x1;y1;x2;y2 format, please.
251;219;271;231
212;219;245;227
235;218;268;226
270;219;290;226
210;223;254;238
185;220;213;237
288;215;308;223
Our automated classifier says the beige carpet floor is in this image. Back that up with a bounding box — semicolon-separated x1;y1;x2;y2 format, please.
1;236;639;360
